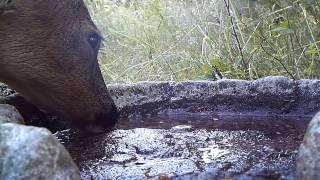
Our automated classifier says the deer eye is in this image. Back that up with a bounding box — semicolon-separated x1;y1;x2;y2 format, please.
88;32;102;50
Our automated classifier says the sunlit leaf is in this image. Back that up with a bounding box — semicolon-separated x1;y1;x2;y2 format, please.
271;20;294;34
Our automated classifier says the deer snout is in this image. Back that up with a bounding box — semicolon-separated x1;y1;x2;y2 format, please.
95;103;119;128
86;103;119;133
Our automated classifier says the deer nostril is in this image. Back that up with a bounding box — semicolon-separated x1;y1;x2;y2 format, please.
94;104;119;129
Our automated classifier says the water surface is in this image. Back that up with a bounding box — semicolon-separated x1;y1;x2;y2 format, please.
55;113;310;179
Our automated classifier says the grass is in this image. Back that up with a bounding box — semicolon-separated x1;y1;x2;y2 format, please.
84;0;320;83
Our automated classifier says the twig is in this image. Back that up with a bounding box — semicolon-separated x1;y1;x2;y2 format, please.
223;0;247;70
260;38;296;80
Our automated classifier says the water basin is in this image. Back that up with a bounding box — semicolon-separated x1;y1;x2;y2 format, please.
3;77;319;179
55;113;310;179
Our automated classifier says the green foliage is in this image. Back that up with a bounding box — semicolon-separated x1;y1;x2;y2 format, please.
85;0;320;82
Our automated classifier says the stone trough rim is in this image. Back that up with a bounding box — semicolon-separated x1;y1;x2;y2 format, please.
107;76;320;118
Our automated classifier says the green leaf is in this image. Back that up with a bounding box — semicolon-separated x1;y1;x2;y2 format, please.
201;63;212;75
211;56;226;70
306;43;320;58
271;20;294;34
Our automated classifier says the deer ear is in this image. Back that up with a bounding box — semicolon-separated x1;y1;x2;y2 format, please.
0;0;17;16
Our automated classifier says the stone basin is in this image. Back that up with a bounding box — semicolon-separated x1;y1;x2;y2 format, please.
2;76;320;179
56;114;309;179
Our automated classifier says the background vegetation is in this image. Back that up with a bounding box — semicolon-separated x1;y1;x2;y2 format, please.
85;0;320;83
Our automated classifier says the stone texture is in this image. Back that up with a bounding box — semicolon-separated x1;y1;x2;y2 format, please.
296;112;320;180
0;83;14;104
108;76;320;116
0;83;48;125
0;83;15;97
0;123;80;180
0;104;24;124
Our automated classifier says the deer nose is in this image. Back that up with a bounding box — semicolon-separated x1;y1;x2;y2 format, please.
96;104;119;127
86;104;119;133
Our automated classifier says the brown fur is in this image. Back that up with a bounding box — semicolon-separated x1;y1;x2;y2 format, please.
0;0;118;130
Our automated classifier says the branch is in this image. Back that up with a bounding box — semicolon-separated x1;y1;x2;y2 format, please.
260;38;296;80
223;0;247;70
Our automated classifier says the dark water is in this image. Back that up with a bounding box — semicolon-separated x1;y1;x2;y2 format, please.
54;113;310;179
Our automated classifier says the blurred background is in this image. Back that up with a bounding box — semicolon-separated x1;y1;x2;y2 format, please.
84;0;320;83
